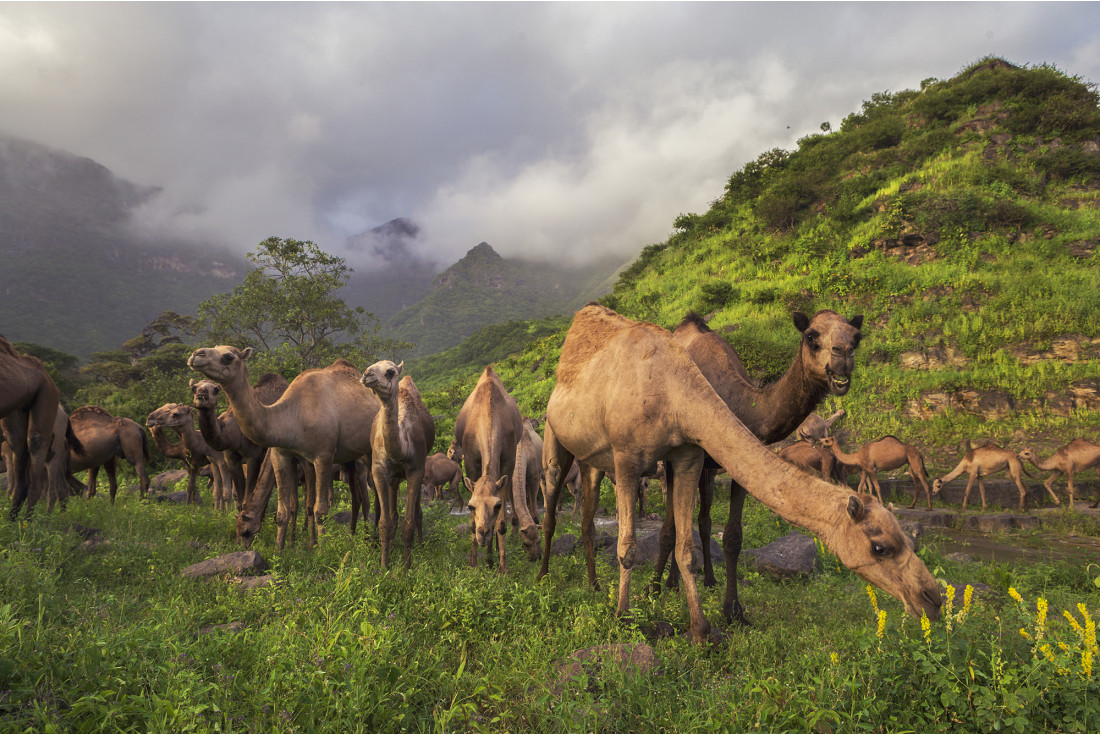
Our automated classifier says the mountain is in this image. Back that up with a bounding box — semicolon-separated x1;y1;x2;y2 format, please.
342;217;437;323
385;241;623;357
423;57;1100;466
0;133;247;357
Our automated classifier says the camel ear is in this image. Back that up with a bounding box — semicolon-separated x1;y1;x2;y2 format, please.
849;314;864;330
189;379;198;392
792;311;810;333
495;476;509;493
463;476;474;492
240;347;253;361
395;361;404;375
846;495;866;522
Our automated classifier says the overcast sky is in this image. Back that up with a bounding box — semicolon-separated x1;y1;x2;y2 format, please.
2;2;1099;271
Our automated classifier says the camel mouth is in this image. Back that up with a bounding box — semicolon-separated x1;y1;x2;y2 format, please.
826;369;851;395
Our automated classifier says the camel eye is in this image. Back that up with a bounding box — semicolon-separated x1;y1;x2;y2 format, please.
385;369;395;379
467;504;474;513
221;354;235;364
852;334;862;348
804;330;820;350
871;543;890;557
493;502;503;514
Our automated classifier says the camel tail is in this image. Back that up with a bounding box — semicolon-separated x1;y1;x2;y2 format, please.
66;419;87;457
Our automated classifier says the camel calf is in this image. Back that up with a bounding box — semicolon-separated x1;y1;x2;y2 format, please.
796;409;845;444
821;436;932;509
422;452;464;507
1019;439;1100;510
932;442;1034;512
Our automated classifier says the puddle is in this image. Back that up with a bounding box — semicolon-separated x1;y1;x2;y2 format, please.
927;526;1100;565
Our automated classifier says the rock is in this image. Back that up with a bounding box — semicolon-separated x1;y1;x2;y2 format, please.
330;510;354;525
743;531;819;578
602;528;723;571
235;575;277;592
550;533;576;556
154;490;204;505
945;551;976;563
181;550;269;579
196;621;245;637
893;508;955;529
151;470;188;491
556;643;661;691
898;521;924;552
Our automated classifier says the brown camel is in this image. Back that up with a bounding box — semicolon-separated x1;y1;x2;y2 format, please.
0;335;62;520
932;442;1033;511
820;435;933;509
422;452;464;505
188;347;377;549
514;416;545;528
69;406;152;503
779;440;847;483
538;304;939;643
42;407;79;512
147;404;230;506
453;365;539;572
359;360;435;569
1019;439;1100;509
797;409;846;444
652;309;864;615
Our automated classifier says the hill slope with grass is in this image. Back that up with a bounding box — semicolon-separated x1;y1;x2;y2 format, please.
418;58;1100;478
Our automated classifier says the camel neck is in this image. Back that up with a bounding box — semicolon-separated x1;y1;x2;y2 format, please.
826;442;861;466
730;355;826;444
220;369;282;448
194;405;229;452
377;390;409;459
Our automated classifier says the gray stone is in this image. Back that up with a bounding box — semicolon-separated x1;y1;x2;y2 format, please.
602;528;722;571
743;531;819;578
551;533;576;556
154;490;204;505
235;575;277;592
151;470;188;491
182;550;269;579
196;621;245;637
556;643;661;690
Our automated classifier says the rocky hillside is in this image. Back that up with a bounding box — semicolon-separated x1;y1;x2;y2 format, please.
0;133;246;357
425;58;1100;473
386;241;622;357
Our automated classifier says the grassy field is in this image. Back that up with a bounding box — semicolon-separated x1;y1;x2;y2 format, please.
1;473;1097;733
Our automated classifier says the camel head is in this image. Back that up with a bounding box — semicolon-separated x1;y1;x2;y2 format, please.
236;510;261;548
146;403;194;430
187;345;254;384
189;379;222;410
931;478;944;495
359;360;404;400
793;310;863;396
464;474;508;547
447;439;464;464
832;493;942;621
1017;447;1037;463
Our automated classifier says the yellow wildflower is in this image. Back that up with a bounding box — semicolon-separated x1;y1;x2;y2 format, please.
876;609;887;640
866;584;879;614
1084;649;1093;679
1036;597;1048;641
1078;602;1092;626
1008;587;1023;605
1064;609;1084;635
921;610;931;643
962;585;973;616
1040;643;1056;664
1059;642;1071;652
1019;628;1032;641
830;652;839;666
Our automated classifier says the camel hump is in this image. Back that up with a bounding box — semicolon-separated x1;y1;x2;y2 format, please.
675;311;712;334
327;358;360;376
558;304;668;385
72;405;113;420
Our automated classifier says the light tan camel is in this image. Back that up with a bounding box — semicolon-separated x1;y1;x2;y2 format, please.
821;435;933;509
146;404;230;506
422;452;463;506
651;309;864;619
780;440;843;482
453;365;539;572
514;416;545;528
797;409;846;444
188;347;377;549
0;335;62;520
1020;440;1100;509
1019;439;1100;509
69;406;152;503
538;304;939;643
932;442;1034;511
359;360;435;569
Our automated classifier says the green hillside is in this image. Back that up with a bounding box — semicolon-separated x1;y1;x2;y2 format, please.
418;58;1100;476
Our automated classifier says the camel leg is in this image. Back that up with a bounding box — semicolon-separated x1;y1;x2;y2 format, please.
580;464;604;590
537;422;573;582
1064;470;1075;510
403;470;426;569
309;459;335;546
977;476;987;511
722;480;750;626
85;466;99;499
870;474;884;505
272;450;297;550
650;463;677;594
186;467;199;505
697;468;718;588
611;457;643;621
667;448;715;644
105;459;119;505
1043;472;1062;507
373;465;397;567
961;473;976;510
495;500;509;574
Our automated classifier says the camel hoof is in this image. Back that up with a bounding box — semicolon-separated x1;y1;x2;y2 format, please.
703;575;718;589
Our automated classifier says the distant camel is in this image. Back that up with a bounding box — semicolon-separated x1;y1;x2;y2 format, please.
932;442;1034;511
1019;439;1100;509
821;435;933;509
796;409;846;444
69;406;151;503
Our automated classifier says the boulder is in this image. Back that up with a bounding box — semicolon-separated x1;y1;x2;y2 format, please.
151;470;188;491
743;531;819;578
154;490;204;505
602;528;722;571
235;575;277;592
181;550;269;579
550;533;576;556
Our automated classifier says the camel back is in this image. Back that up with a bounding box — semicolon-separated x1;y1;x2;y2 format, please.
455;366;520;480
398;376;436;450
556;304;669;387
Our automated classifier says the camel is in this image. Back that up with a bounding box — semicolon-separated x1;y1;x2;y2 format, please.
0;335;62;520
515;416;545;527
188;347;377;549
452;365;539;572
820;435;933;509
651;309;865;614
537;304;939;643
797;409;846;444
1019;439;1100;509
359;360;435;569
779;440;844;482
932;442;1034;511
189;373;288;509
68;406;152;503
146;404;231;506
422;452;464;505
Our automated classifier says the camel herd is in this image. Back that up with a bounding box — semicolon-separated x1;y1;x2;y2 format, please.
3;304;1099;643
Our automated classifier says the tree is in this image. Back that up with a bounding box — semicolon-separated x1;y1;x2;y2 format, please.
198;236;410;372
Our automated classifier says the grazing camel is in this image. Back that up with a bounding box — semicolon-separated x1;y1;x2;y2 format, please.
69;406;152;503
515;416;545;526
1019;439;1100;509
932;442;1034;511
538;304;940;643
453;365;539;572
188;347;377;549
422;452;464;506
359;360;435;569
0;335;62;520
779;440;845;482
146;404;230;506
797;409;846;444
651;309;864;619
820;435;933;509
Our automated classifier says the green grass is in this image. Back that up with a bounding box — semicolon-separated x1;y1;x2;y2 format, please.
2;474;1097;733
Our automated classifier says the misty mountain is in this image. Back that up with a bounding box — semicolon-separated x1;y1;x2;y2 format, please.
385;241;623;357
342;218;436;323
0;132;247;357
